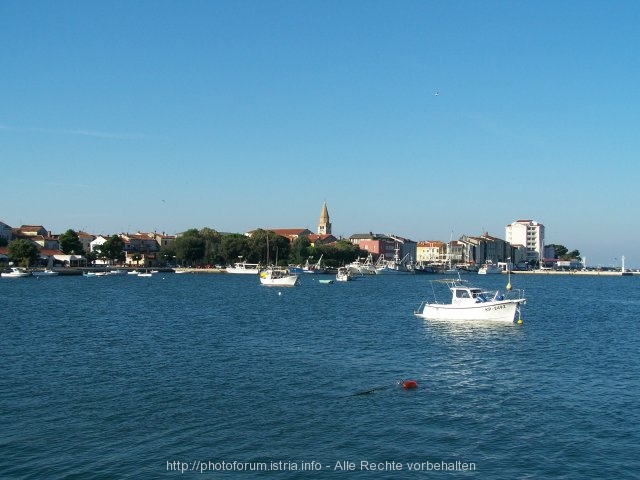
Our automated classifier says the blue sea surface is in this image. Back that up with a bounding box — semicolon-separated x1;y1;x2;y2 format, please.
1;273;639;478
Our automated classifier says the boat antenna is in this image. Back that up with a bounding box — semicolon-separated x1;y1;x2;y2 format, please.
506;257;512;291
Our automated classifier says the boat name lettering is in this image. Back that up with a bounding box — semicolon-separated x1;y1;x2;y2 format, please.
485;305;506;312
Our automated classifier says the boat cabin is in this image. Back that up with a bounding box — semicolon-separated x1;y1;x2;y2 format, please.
449;284;504;305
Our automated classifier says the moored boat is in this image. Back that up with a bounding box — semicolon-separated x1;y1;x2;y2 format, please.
226;261;260;274
260;267;299;286
2;267;32;278
478;260;502;275
32;269;59;277
414;278;525;323
336;267;352;282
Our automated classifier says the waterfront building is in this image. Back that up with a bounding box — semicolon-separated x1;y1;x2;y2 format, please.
416;240;446;264
505;220;545;262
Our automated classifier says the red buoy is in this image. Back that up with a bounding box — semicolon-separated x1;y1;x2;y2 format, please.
402;380;418;389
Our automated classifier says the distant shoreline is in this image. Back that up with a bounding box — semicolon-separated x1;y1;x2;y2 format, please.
512;269;633;277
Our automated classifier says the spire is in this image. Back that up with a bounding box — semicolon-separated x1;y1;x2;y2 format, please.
318;201;331;235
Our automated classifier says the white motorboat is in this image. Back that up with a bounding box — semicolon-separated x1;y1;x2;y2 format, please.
259;267;299;286
2;267;32;278
478;260;502;275
336;267;352;282
32;269;59;277
108;269;128;275
226;261;260;274
414;278;525;323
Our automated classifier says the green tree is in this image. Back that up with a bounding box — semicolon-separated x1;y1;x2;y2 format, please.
159;243;177;265
97;235;125;265
316;240;361;268
174;229;205;265
8;239;40;267
248;229;290;266
289;235;311;265
59;229;85;255
200;227;223;265
549;244;581;261
220;233;251;264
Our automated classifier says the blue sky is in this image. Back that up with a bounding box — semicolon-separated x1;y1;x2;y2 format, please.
1;1;639;267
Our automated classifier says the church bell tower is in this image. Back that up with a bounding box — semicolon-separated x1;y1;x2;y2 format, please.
318;202;331;235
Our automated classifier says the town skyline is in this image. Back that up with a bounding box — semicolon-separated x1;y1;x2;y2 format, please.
2;2;638;268
1;211;629;269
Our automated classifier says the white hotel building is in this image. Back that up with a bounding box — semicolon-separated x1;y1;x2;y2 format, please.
505;220;545;262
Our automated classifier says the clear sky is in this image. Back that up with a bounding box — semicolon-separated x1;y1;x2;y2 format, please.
1;1;639;267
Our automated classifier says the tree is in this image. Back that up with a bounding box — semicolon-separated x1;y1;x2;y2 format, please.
59;229;85;255
316;240;361;267
8;239;40;267
173;229;205;265
220;234;251;264
97;235;125;265
159;243;177;265
200;227;223;265
549;244;581;261
289;236;311;265
248;229;290;265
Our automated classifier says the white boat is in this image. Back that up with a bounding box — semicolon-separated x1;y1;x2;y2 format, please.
348;253;377;275
108;269;128;275
2;267;32;278
226;261;260;274
478;260;502;275
414;278;525;323
128;270;141;275
336;267;352;282
259;267;299;286
32;269;59;277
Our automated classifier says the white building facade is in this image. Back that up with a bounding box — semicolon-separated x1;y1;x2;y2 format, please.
505;220;545;262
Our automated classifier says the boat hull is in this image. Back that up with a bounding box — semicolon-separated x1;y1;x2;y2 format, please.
226;267;260;274
415;299;524;323
260;276;299;286
32;270;59;277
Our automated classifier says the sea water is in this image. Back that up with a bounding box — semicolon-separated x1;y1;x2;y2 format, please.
1;273;639;478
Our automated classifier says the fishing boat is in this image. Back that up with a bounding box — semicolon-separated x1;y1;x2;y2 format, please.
414;277;525;323
1;267;32;278
375;246;414;274
226;261;260;274
336;267;352;282
260;267;299;286
478;260;502;274
303;255;326;274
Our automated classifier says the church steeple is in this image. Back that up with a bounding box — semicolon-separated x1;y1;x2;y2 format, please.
318;202;331;235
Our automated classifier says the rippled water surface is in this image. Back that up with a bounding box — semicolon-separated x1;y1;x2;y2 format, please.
2;273;639;478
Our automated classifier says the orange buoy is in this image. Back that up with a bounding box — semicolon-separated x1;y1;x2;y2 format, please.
402;380;418;389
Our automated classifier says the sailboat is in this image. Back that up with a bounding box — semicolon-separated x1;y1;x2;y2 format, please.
260;232;299;286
